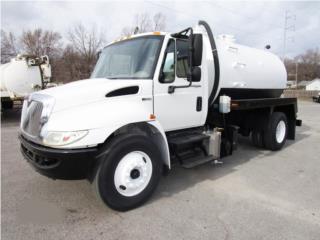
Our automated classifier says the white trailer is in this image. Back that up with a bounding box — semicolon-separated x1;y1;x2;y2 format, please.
0;54;51;110
19;21;301;211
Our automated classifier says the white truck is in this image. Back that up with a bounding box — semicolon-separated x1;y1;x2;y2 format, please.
1;54;51;110
19;21;301;211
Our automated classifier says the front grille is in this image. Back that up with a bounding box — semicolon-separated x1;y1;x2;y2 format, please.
22;101;43;137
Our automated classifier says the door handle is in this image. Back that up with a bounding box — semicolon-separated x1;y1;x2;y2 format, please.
196;97;202;112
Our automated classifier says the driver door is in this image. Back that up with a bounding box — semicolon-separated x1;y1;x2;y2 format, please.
153;38;204;131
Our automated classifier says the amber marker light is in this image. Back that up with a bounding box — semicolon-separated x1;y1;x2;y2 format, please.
149;114;156;120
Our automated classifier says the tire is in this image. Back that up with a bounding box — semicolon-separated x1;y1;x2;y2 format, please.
264;112;288;151
251;129;265;148
93;134;162;211
1;100;13;110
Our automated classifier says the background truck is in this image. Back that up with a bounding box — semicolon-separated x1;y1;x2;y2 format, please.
312;92;320;103
1;54;52;110
19;20;301;211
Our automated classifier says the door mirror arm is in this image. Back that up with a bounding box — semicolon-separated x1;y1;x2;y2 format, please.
168;28;194;94
168;78;192;94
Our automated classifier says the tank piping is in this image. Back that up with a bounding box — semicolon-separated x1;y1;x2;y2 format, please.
198;20;220;106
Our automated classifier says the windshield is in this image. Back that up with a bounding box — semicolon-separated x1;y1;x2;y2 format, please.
91;36;163;79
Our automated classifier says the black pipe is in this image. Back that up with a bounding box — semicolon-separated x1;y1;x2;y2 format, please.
198;20;220;106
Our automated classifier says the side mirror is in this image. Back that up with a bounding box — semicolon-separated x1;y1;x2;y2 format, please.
192;66;201;82
192;34;203;66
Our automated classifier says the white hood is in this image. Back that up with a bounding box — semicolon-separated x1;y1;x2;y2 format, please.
38;78;149;112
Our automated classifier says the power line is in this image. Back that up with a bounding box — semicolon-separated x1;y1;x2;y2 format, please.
146;1;246;34
205;1;284;30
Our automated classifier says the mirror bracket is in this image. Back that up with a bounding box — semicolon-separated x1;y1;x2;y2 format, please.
168;86;175;94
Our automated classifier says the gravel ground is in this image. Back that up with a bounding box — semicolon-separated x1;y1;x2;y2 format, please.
1;100;320;240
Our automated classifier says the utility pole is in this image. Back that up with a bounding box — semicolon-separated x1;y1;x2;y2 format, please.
282;10;296;62
295;61;298;89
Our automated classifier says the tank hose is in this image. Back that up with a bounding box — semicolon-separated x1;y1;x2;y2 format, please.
198;20;220;106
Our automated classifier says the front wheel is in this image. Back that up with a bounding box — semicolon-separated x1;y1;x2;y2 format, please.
93;135;162;211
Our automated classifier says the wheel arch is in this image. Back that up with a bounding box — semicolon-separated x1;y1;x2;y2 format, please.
101;121;171;169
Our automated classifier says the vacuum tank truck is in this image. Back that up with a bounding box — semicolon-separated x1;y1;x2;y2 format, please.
19;21;302;211
1;54;51;110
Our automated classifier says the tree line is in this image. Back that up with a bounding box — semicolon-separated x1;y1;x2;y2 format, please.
1;12;319;83
284;49;320;82
1;13;166;83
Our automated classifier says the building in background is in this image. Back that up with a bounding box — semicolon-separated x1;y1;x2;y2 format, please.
286;80;296;89
306;79;320;91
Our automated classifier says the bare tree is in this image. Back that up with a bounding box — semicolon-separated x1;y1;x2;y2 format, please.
134;13;152;33
121;12;166;37
1;30;19;63
295;48;320;80
121;26;136;37
19;29;62;82
46;45;77;83
20;29;62;57
285;48;320;82
153;13;166;31
67;23;106;79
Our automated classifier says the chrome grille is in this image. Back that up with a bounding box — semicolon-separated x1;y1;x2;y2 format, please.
22;101;43;137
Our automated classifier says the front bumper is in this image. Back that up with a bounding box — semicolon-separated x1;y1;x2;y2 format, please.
19;134;98;180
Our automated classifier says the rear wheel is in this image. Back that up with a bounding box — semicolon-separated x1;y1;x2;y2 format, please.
251;129;265;148
264;112;288;151
93;134;162;211
1;100;13;110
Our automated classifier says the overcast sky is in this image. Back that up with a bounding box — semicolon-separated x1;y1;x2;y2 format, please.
1;0;319;58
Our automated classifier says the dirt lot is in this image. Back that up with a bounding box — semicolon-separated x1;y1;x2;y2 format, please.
1;100;320;240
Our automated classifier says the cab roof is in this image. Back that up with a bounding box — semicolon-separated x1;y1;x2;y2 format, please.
108;31;168;46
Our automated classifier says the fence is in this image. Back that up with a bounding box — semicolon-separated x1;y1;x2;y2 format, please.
283;90;319;98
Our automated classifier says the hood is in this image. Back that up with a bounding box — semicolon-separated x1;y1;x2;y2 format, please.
37;78;148;112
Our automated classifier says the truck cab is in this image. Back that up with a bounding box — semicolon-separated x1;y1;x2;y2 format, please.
19;21;300;211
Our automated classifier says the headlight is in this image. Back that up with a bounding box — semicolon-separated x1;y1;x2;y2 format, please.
20;99;28;129
42;130;88;146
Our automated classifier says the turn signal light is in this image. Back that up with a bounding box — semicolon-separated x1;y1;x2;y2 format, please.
149;114;156;120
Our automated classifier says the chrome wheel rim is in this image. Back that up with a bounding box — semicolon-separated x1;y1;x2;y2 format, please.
114;151;152;197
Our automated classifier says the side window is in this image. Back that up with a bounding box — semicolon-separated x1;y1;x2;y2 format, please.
176;39;189;78
160;39;175;83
